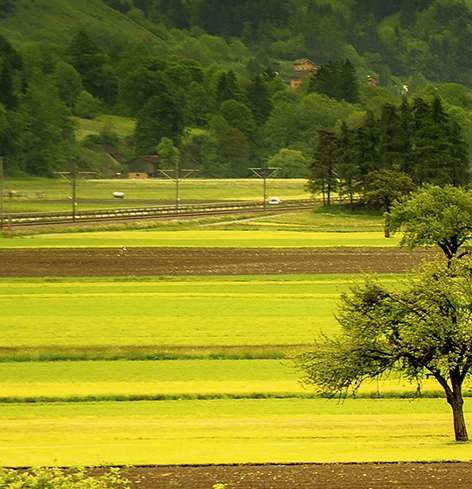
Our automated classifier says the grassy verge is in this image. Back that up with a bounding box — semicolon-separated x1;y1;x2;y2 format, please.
0;391;452;404
0;229;398;248
0;359;454;401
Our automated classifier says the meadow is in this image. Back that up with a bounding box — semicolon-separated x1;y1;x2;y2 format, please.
0;199;466;468
0;275;402;349
3;177;311;213
1;398;469;467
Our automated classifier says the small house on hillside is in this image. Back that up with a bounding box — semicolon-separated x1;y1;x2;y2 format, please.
290;58;317;89
127;155;161;179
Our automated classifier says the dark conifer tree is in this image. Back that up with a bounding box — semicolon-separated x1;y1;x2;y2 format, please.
378;102;411;172
409;96;469;186
308;130;340;206
215;70;240;107
67;30;117;105
309;59;359;104
340;59;360;104
245;74;273;125
352;111;381;182
338;122;362;208
0;34;22;110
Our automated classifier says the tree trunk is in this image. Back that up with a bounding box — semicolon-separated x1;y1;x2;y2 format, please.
447;395;469;442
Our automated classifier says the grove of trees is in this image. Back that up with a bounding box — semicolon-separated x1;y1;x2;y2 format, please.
308;95;471;205
2;0;472;183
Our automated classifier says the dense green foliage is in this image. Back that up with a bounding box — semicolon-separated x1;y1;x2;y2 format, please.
296;259;472;441
308;96;470;203
387;184;472;261
1;0;472;180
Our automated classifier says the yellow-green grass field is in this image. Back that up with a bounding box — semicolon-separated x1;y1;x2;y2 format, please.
1;399;471;467
0;275;401;347
0;359;446;400
0;229;399;248
2;272;471;467
0;212;455;467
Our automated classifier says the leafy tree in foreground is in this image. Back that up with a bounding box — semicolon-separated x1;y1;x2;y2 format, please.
296;259;472;442
386;185;472;262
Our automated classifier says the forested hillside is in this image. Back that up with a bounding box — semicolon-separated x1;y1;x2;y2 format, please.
1;0;472;189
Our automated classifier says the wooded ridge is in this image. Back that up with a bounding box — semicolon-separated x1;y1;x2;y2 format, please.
1;0;472;183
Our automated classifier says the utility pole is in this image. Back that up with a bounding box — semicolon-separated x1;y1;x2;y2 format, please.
8;190;14;231
159;158;198;210
55;161;96;222
249;166;280;210
0;157;7;232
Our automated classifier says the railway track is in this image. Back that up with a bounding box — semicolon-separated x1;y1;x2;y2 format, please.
3;198;316;229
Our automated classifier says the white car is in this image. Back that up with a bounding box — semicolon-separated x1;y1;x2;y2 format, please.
268;197;281;205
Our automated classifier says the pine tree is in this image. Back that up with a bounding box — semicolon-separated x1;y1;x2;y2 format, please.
215;70;240;107
378;102;411;172
308;130;340;206
338;121;362;208
245;74;273;125
352;111;381;184
309;59;359;103
340;59;360;104
66;31;115;104
410;96;457;186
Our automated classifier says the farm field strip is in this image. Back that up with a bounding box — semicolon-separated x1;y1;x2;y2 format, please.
0;359;442;400
0;275;401;347
0;399;469;467
0;230;399;248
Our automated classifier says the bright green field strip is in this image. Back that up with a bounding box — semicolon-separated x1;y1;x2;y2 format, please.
0;230;399;248
0;359;439;399
0;276;400;347
0;360;302;398
0;399;470;466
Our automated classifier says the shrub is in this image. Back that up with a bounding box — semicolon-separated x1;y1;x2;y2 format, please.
0;466;130;488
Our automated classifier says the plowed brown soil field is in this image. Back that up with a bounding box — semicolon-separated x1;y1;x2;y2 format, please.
118;462;472;489
0;246;438;277
4;245;466;488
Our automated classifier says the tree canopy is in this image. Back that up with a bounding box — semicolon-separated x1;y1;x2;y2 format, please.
296;258;472;442
1;1;472;180
386;185;472;261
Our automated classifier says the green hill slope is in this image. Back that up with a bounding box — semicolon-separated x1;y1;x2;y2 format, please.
0;0;162;48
